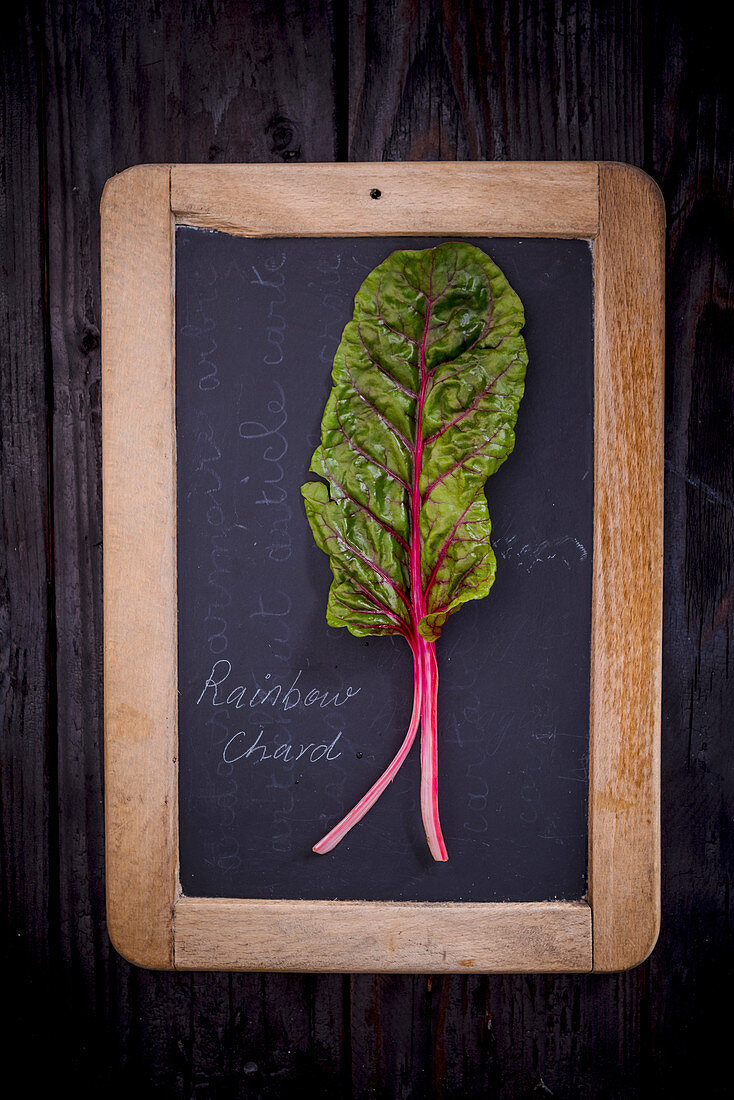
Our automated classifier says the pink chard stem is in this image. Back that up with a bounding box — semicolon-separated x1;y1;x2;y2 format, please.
312;639;423;854
418;636;447;861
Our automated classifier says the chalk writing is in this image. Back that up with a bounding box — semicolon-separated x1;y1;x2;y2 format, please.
222;729;344;766
193;412;232;656
178;257;220;391
267;767;295;853
250;252;286;365
493;534;588;572
239;380;293;563
308;253;346;364
249;592;292;667
197;660;361;711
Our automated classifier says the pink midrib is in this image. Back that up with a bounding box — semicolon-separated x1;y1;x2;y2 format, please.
410;293;432;627
411;283;448;861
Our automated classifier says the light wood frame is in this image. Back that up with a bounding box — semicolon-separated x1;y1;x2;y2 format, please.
102;162;664;973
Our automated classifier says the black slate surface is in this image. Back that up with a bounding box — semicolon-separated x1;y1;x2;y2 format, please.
175;230;594;902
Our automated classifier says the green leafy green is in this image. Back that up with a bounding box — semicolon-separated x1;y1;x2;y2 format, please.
302;241;527;860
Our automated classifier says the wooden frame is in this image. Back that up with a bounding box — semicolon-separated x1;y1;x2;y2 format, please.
101;162;664;973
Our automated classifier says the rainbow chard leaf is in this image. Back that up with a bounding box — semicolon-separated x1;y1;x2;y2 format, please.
301;242;527;861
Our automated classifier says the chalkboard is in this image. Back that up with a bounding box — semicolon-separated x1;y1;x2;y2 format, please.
175;229;594;904
103;162;663;971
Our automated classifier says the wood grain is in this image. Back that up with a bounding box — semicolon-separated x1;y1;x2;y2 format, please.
102;164;177;968
171;161;599;237
0;0;53;1053
348;0;646;165
174;899;592;973
4;0;732;1094
589;163;665;971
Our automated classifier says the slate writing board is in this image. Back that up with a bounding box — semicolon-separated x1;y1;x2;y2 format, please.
175;229;593;903
103;162;664;972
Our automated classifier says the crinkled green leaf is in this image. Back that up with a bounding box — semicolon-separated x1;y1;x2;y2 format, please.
302;241;527;642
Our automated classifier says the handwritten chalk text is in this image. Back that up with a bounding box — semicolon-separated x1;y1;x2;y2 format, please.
222;729;343;766
197;660;361;712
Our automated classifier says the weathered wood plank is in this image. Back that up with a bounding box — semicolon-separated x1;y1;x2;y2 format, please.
647;1;734;1095
43;0;111;1045
348;0;645;163
102;163;178;969
0;0;54;1064
589;162;664;971
174;899;592;973
172;160;599;236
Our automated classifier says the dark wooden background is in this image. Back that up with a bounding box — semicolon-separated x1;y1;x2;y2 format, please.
2;1;731;1095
